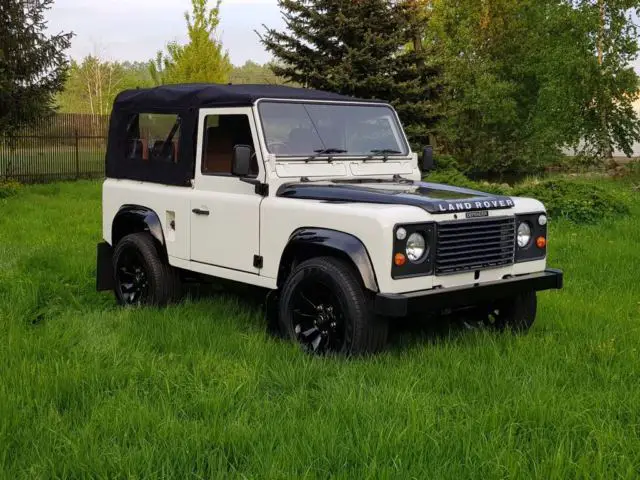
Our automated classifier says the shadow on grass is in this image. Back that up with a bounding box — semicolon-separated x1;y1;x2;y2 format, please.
386;312;482;351
182;280;480;351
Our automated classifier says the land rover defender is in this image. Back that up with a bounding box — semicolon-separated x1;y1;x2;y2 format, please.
96;84;563;354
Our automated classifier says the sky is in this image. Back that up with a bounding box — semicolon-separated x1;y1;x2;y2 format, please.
46;0;284;66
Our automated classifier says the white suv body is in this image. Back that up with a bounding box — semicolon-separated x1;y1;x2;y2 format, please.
97;84;562;354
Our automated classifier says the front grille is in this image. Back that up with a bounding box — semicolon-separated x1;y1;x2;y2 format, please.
435;217;516;275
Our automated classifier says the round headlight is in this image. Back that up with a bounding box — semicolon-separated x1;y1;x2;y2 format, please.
538;214;548;226
517;222;532;248
406;233;426;262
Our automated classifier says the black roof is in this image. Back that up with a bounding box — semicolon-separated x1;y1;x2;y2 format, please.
113;83;385;111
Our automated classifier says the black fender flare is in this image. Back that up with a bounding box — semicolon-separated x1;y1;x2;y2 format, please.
111;205;165;249
279;228;379;292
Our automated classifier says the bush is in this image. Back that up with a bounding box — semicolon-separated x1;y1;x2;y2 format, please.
427;157;511;195
547;155;607;174
425;166;476;190
512;178;630;224
426;160;630;224
0;180;21;199
618;160;640;182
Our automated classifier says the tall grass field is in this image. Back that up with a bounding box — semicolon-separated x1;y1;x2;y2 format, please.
0;180;639;478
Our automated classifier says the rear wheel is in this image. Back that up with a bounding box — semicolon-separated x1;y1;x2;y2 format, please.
483;291;537;333
112;233;181;306
278;256;388;355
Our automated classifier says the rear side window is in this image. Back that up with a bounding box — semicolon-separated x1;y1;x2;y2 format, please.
126;113;181;163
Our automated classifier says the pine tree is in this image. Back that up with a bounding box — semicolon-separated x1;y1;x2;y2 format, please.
0;0;72;136
260;0;441;147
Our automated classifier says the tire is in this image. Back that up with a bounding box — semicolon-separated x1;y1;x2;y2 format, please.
485;291;537;333
112;232;182;306
278;256;388;355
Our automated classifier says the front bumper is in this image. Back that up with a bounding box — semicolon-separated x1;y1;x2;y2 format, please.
374;268;563;317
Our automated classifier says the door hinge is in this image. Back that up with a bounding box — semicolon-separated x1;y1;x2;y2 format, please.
253;255;263;269
255;183;269;196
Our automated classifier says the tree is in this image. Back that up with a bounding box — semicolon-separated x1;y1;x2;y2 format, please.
430;0;640;177
150;0;232;85
119;61;156;91
229;60;289;85
260;0;442;147
570;0;640;159
57;58;154;114
0;0;72;136
430;0;567;176
57;56;124;115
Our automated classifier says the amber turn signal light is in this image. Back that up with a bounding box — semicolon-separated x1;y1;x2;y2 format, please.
394;253;407;266
536;236;547;249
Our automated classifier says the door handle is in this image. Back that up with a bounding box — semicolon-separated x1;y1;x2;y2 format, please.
192;208;210;216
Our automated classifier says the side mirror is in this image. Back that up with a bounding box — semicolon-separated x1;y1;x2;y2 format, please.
232;145;252;177
421;146;435;172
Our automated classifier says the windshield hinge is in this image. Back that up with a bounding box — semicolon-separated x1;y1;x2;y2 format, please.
393;174;413;184
255;183;269;196
253;255;264;269
240;178;269;196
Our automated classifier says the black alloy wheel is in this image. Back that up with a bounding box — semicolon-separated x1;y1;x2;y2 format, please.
291;278;347;354
115;246;150;305
278;256;388;355
112;232;182;307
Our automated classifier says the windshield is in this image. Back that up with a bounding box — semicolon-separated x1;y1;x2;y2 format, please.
258;101;409;158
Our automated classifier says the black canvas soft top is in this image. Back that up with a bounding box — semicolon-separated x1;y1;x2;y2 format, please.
106;84;387;187
113;84;385;112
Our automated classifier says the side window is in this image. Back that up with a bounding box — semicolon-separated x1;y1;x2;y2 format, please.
202;114;257;176
126;113;181;163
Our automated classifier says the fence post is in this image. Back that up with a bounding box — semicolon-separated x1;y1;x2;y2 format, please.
75;129;80;179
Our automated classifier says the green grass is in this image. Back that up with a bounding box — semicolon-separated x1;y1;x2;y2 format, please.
0;180;639;479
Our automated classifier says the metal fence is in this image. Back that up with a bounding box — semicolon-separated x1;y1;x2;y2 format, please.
0;114;109;183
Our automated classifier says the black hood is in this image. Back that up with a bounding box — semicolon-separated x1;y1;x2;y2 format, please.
276;180;515;214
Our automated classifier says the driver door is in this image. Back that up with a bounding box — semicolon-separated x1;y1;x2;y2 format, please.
190;107;264;273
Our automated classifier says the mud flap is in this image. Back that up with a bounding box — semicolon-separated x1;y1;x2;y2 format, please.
265;289;282;337
96;242;114;291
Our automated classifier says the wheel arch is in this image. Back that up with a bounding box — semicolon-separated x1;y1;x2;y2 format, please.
111;205;166;258
277;228;379;292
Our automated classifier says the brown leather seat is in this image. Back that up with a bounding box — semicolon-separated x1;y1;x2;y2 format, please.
204;126;234;174
202;115;258;175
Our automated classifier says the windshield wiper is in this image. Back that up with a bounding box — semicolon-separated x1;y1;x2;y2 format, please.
367;149;402;162
305;148;347;162
314;148;348;155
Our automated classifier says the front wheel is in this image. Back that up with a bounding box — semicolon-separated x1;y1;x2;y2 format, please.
483;291;537;333
278;256;388;355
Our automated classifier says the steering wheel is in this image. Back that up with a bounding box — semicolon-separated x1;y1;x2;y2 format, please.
267;141;287;154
